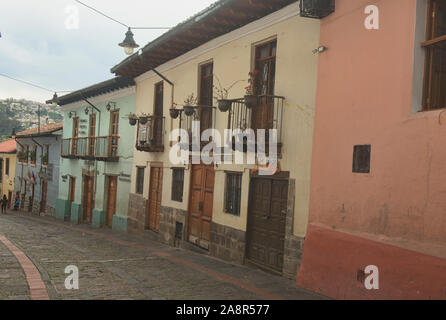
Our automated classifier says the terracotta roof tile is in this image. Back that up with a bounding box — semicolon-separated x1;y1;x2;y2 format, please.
16;122;63;137
0;139;17;153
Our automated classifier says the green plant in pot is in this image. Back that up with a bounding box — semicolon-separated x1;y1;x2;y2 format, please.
214;75;244;112
169;104;180;119
244;70;259;109
128;113;138;126
183;94;197;117
139;113;150;125
41;153;49;165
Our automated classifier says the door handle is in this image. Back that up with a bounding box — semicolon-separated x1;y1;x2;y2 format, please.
198;201;204;212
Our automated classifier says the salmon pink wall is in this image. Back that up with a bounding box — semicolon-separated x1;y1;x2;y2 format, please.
308;0;446;246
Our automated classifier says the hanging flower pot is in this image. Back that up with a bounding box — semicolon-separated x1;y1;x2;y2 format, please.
129;117;137;126
169;108;180;119
218;99;232;112
244;95;258;109
139;116;149;125
184;106;195;117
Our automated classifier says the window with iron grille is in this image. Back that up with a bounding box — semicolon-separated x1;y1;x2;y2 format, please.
136;167;145;195
353;145;371;174
171;168;184;202
224;173;242;216
423;0;446;111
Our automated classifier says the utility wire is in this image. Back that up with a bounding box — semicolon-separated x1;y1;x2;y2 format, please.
74;0;171;30
0;73;72;94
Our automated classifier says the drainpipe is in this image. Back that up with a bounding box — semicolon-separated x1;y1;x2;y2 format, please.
80;95;101;198
138;52;175;144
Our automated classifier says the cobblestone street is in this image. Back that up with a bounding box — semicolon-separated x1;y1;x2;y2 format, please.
0;211;324;300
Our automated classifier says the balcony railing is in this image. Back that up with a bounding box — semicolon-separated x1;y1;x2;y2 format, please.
136;116;165;153
178;105;217;151
228;95;285;155
61;136;120;161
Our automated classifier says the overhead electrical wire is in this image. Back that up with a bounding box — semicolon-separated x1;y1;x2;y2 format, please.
0;73;72;94
74;0;171;30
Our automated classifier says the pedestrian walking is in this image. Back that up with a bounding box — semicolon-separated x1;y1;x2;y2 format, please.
1;195;8;214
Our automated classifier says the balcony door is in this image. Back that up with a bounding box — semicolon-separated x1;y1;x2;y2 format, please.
88;113;96;156
153;82;164;147
252;40;276;132
110;110;119;157
199;62;214;133
72;117;79;155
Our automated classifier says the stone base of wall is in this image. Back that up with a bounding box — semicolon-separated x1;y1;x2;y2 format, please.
70;203;82;224
127;193;148;234
283;235;305;280
92;209;106;228
210;222;246;265
112;215;128;233
56;199;71;221
159;206;187;247
45;205;56;218
32;201;41;216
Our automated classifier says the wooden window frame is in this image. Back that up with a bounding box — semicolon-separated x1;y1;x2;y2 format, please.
5;158;9;176
136;166;145;195
422;0;446;111
224;172;243;216
171;168;184;202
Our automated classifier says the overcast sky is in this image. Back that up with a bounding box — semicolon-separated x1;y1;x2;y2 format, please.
0;0;217;102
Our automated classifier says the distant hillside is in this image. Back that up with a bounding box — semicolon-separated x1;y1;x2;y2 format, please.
0;98;63;142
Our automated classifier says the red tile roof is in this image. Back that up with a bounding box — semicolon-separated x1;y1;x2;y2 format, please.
0;139;17;153
16;122;63;137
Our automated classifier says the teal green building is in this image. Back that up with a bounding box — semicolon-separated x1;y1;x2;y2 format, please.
55;77;136;232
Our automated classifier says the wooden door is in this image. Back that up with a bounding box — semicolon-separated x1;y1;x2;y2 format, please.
82;175;94;223
147;165;163;232
252;40;276;132
106;176;117;227
72;117;79;155
246;176;288;273
199;63;214;132
153;82;164;146
110;110;119;157
40;180;47;213
88;113;96;156
69;177;75;214
188;164;215;250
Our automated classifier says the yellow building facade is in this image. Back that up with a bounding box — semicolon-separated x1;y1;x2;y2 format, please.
114;1;320;279
0;139;17;207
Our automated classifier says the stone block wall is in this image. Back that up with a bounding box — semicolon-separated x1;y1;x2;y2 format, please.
282;179;305;280
210;222;246;265
159;206;187;247
127;193;148;234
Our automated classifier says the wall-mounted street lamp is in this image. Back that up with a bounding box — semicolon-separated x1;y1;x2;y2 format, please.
68;111;77;119
106;102;117;112
119;28;140;56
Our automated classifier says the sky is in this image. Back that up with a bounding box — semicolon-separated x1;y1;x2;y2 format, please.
0;0;217;102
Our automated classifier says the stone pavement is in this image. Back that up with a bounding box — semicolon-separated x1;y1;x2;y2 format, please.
0;211;326;300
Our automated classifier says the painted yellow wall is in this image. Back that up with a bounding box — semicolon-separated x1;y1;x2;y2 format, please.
0;153;17;199
131;4;320;238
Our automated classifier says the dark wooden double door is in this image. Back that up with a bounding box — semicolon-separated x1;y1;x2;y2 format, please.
188;164;215;250
147;165;163;232
246;175;288;273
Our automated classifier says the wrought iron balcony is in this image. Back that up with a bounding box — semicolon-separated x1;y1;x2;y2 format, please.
61;136;120;162
136;116;165;153
228;95;285;155
178;105;217;151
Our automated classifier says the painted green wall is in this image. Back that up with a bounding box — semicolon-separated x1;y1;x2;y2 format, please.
57;89;136;230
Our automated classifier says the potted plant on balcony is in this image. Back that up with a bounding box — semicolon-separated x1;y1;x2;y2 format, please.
41;153;49;166
139;113;150;125
128;113;138;126
30;150;36;164
213;75;244;112
183;94;198;117
169;104;180;119
244;70;259;109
